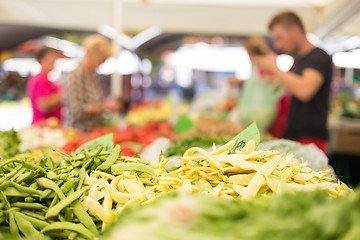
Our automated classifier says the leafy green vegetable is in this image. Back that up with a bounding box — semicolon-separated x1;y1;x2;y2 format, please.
75;133;113;153
164;135;232;157
102;189;360;240
0;129;20;158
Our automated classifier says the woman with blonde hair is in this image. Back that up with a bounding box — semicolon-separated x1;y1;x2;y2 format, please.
64;34;121;132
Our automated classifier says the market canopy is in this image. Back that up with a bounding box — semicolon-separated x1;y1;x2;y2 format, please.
0;0;359;50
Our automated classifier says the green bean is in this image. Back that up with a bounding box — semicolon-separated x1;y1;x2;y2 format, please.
66;165;74;172
76;237;88;240
97;145;121;170
49;195;59;209
46;171;57;180
58;214;67;222
74;161;83;167
76;168;86;191
94;157;102;167
64;207;74;222
0;227;11;236
60;178;78;194
111;162;155;175
74;153;86;161
69;232;78;240
20;212;49;230
70;167;81;176
41;222;95;239
84;152;91;161
13;211;42;237
54;172;72;180
0;159;22;169
9;210;19;237
0;164;23;184
22;210;45;221
9;168;26;181
53;166;67;173
42;150;54;168
11;182;41;196
37;178;66;200
2;166;12;172
45;186;90;219
0;202;5;209
0;181;11;191
12;202;46;210
0;191;10;210
2;187;30;197
40;189;53;199
123;156;148;164
71;200;98;235
16;171;37;184
59;159;70;169
23;162;47;174
24;196;35;203
94;147;105;156
83;156;95;170
140;177;155;186
83;147;103;169
29;182;39;189
47;231;72;238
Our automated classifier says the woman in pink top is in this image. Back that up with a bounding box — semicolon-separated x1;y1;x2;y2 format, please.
27;47;63;125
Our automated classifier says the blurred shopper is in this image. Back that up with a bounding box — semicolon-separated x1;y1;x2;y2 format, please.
256;11;333;153
64;34;121;132
27;47;62;125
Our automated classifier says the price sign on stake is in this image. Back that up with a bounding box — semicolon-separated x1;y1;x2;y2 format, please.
228;122;260;154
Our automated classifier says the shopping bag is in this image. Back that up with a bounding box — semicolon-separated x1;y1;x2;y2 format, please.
238;67;284;132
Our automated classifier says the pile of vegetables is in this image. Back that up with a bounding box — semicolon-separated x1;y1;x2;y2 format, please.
78;139;351;231
101;189;360;240
0;129;20;159
0;147;119;240
0;122;353;240
164;135;232;157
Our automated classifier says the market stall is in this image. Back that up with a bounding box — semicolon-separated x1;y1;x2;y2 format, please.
1;0;360;239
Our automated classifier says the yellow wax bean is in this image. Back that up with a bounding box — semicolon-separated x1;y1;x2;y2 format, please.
242;155;283;200
228;173;256;185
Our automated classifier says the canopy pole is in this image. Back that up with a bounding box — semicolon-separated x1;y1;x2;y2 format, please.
111;0;123;97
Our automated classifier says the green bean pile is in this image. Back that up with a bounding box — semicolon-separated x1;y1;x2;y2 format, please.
0;147;118;240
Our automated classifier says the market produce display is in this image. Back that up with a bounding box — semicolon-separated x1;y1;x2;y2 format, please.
78;139;351;230
0;124;353;240
101;188;360;240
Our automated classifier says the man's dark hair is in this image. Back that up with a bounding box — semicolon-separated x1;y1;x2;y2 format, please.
268;11;305;34
35;47;57;62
